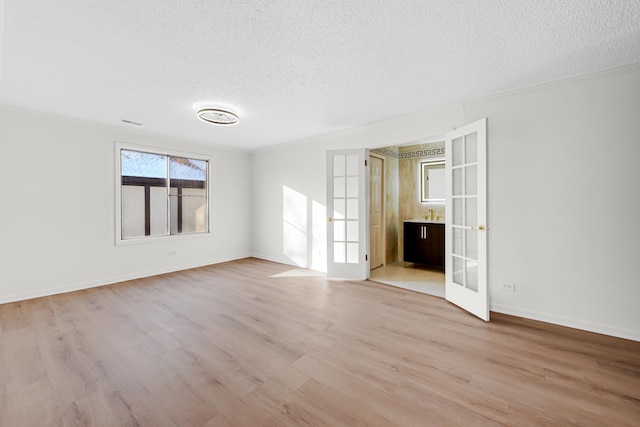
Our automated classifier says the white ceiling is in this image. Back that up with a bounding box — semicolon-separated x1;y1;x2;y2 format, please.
1;1;639;150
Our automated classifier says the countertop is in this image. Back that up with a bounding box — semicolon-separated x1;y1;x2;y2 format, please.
403;218;445;224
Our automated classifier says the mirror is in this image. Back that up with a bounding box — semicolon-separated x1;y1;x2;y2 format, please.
421;160;445;202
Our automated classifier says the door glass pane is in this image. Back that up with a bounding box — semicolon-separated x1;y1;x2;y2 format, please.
334;177;345;198
465;197;477;228
465;132;477;163
334;198;345;219
346;154;358;175
465;165;477;196
334;220;345;241
466;260;478;292
346;220;358;241
453;227;463;256
452;137;464;166
334;155;345;176
466;229;478;260
453;257;464;286
346;177;358;197
452;198;463;226
347;243;359;263
346;198;358;219
334;242;345;263
452;168;463;195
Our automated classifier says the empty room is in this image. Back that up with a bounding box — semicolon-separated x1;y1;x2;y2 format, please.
1;1;639;425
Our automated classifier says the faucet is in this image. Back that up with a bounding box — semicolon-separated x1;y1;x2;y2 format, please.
429;208;434;220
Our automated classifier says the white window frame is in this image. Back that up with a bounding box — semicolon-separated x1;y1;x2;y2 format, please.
115;141;212;246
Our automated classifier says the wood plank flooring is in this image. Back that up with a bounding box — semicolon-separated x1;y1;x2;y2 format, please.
1;258;639;426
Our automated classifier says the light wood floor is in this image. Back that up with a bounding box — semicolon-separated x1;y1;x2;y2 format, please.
1;258;638;426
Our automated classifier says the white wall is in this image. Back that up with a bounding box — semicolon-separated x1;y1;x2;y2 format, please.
468;64;640;341
250;104;461;271
251;64;640;341
0;105;252;303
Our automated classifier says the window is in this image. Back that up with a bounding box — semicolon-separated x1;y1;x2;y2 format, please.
116;143;209;242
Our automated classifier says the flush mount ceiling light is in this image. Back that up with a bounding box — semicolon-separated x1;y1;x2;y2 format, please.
196;108;239;126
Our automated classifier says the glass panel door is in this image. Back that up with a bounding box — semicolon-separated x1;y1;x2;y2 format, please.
327;149;369;279
445;118;489;320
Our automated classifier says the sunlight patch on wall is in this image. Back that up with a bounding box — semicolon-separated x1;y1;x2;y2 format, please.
282;185;327;271
283;186;307;266
311;200;327;272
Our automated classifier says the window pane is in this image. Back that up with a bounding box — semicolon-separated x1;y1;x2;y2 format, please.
453;227;463;256
347;243;359;263
452;137;464;166
346;177;358;197
466;197;477;228
453;257;464;286
333;155;345;177
334;177;345;198
169;156;208;235
346;154;358;175
333;198;345;219
170;157;207;181
334;220;345;242
346;220;359;242
121;150;167;178
150;187;169;235
465;165;477;196
466;260;478;292
346;199;358;219
465;133;477;163
122;186;145;239
452;198;463;226
334;242;346;263
452;168;463;195
466;229;478;260
171;188;207;234
121;149;168;239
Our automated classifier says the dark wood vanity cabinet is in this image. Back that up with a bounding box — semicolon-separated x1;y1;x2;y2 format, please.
403;222;445;270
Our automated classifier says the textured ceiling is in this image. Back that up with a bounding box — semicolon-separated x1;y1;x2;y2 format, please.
1;1;639;150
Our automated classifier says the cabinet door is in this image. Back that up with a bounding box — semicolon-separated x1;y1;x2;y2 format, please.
418;225;431;264
403;222;420;263
429;224;445;270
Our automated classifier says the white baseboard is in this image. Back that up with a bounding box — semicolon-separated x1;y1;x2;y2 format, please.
0;253;251;305
491;303;640;342
250;253;301;268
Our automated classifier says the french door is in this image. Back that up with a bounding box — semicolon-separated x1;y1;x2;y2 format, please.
445;118;489;320
326;149;370;280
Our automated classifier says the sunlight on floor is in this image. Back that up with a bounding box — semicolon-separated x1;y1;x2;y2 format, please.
270;268;326;278
370;261;445;298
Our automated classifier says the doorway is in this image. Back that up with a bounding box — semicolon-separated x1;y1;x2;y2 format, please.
368;142;446;298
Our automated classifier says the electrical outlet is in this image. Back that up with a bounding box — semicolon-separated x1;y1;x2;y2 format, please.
500;282;515;291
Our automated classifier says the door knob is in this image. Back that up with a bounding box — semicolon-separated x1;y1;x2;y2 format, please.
472;225;486;232
328;217;333;222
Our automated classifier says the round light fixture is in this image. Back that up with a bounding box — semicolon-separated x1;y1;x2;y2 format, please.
196;108;239;126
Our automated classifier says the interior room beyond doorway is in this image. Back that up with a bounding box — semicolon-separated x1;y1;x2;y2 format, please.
369;142;446;298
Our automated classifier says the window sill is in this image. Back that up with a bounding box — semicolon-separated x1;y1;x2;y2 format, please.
115;231;212;247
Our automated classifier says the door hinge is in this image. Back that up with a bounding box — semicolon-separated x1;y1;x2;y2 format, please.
366;254;368;261
365;159;368;166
